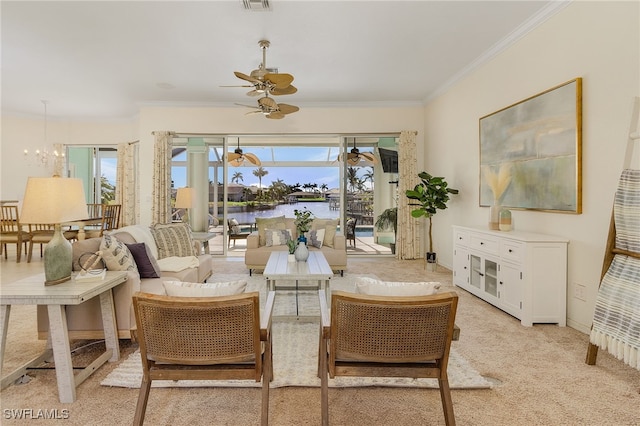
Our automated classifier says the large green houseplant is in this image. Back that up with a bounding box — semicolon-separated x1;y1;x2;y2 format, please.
405;171;459;263
374;207;397;254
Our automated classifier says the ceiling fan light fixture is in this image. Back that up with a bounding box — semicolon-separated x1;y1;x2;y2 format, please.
227;140;261;167
242;0;271;11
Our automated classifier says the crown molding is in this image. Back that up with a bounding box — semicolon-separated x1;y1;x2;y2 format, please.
425;1;572;104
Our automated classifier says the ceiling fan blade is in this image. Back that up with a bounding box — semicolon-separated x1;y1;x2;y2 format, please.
227;152;242;162
270;85;297;96
220;84;254;88
229;157;245;167
264;73;294;89
243;152;262;165
266;112;285;119
360;152;378;164
234;71;261;84
277;104;299;115
258;96;278;109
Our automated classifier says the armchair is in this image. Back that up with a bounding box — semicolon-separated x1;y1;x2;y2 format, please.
318;290;459;426
132;291;276;426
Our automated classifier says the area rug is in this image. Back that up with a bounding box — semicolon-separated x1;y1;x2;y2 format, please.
102;274;493;390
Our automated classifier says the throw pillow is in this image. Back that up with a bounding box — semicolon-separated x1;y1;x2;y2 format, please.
265;228;291;247
311;218;339;248
354;276;441;296
256;216;286;246
99;234;137;272
151;223;196;259
126;242;161;278
307;228;325;249
229;218;241;234
163;280;247;297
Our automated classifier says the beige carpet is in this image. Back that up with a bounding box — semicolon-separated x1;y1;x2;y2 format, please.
2;257;639;425
102;274;491;389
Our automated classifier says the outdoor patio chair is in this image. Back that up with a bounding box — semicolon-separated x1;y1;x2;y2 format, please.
318;290;459;426
345;217;357;248
0;204;32;263
228;218;251;248
132;290;276;426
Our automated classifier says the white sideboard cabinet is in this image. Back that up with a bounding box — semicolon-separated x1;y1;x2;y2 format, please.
452;226;568;326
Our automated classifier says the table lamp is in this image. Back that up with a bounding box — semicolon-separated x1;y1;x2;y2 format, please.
20;177;88;285
175;187;195;223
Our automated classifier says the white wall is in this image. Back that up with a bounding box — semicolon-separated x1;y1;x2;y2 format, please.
0;115;138;200
423;1;640;332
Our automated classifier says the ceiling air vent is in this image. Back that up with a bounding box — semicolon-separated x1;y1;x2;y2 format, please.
242;0;271;11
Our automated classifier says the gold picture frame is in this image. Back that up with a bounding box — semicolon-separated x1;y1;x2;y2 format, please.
479;78;582;213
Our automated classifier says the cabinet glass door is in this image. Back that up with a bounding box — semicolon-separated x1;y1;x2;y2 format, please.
470;255;481;289
483;259;498;298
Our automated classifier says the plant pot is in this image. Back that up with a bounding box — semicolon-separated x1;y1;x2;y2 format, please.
288;254;296;262
426;252;437;272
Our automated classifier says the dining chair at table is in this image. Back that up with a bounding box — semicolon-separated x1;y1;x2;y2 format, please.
0;204;32;263
318;290;459;426
132;290;276;426
84;204;121;239
28;223;78;257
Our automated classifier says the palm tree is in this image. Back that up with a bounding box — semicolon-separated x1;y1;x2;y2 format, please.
320;183;328;196
347;167;359;193
231;171;243;184
362;167;374;191
253;167;268;197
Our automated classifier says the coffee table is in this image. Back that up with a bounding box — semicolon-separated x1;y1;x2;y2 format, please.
0;271;128;403
263;251;333;316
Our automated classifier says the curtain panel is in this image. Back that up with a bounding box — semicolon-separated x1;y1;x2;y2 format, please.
397;130;421;260
152;131;174;225
115;142;139;226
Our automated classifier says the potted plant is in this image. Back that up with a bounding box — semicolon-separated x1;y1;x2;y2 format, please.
375;207;397;254
293;208;314;242
286;239;296;262
405;171;459;267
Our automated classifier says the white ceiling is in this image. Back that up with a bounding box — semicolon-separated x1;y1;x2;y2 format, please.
1;1;567;120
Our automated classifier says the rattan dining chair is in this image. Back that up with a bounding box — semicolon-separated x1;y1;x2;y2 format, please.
132;290;276;426
85;203;121;238
0;204;32;263
318;290;459;426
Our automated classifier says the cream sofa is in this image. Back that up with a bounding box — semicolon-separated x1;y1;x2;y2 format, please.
37;224;214;340
244;217;347;276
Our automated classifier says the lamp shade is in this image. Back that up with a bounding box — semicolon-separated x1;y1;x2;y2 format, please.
21;177;88;224
175;187;195;209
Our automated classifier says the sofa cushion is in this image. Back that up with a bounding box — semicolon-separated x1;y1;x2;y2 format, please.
151;223;196;259
256;215;286;246
126;242;161;278
354;276;441;296
162;280;247;297
72;238;102;271
100;234;137;272
266;228;292;247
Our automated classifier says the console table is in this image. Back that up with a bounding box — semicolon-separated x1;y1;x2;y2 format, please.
0;271;128;402
452;226;568;326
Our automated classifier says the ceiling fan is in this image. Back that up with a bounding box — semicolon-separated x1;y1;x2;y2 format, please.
223;40;298;97
236;96;299;120
227;140;261;167
338;139;378;165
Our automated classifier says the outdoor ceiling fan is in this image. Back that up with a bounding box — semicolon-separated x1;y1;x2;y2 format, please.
223;39;298;97
236;96;299;120
338;139;378;166
227;140;261;167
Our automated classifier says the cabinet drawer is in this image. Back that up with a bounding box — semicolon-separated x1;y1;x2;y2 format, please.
501;241;524;263
469;233;498;254
454;229;469;246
